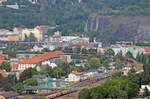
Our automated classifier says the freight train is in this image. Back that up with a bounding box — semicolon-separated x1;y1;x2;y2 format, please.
45;90;71;99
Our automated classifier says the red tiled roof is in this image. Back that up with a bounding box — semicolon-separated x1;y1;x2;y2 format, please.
0;70;7;74
0;54;8;60
123;45;136;47
72;71;83;75
143;48;150;51
17;27;23;31
38;25;49;28
19;51;64;64
11;62;19;68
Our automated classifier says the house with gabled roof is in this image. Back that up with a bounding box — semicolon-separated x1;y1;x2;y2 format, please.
18;51;70;71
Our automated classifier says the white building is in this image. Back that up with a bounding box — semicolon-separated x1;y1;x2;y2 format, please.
112;46;128;56
18;51;66;71
22;28;42;41
140;85;150;93
32;45;44;52
65;71;83;82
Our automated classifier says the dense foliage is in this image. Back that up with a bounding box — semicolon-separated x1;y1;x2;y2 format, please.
0;61;11;72
0;0;150;37
79;76;140;99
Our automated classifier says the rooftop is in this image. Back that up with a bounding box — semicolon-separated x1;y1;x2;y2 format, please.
19;51;64;64
0;69;7;74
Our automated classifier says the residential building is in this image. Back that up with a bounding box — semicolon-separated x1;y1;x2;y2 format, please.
0;0;7;3
11;62;19;72
65;71;84;82
8;35;19;42
122;67;131;76
16;54;39;61
22;28;42;41
6;3;19;9
18;51;70;71
140;84;150;94
0;70;8;77
32;45;44;52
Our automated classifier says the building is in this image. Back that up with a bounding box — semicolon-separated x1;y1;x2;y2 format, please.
6;3;19;9
140;84;150;95
65;71;84;82
18;51;70;71
22;28;43;41
0;91;19;99
32;45;44;52
0;54;8;60
8;35;19;42
28;0;40;4
122;67;131;76
16;54;40;61
11;62;19;72
0;0;7;3
0;70;8;77
0;28;20;42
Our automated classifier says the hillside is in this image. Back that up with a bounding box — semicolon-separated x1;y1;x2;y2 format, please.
85;15;150;42
0;0;150;42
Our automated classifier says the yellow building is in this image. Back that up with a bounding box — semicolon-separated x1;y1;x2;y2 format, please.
22;28;42;41
8;35;19;42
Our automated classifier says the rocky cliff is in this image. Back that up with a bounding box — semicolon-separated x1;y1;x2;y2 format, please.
85;15;150;42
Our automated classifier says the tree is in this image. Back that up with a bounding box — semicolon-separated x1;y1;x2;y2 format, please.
19;68;37;82
78;88;91;99
89;58;101;69
51;67;66;78
100;56;111;68
0;61;11;72
125;51;134;59
3;83;12;91
143;87;150;97
14;83;24;94
58;62;71;75
136;52;140;62
79;77;139;99
81;48;89;54
105;48;115;56
24;78;38;86
115;58;123;70
6;74;17;86
45;66;53;77
142;57;150;84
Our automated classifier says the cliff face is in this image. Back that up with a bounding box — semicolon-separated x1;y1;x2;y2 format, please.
85;15;150;42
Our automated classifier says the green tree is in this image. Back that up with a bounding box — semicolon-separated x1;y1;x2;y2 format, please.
89;58;101;69
81;48;89;54
58;62;71;75
6;74;17;86
143;87;150;97
0;61;11;72
14;83;24;94
105;48;115;56
3;83;12;91
45;66;53;77
24;78;38;86
78;88;91;99
20;68;37;82
100;56;111;68
142;57;150;84
115;58;123;70
52;67;66;78
125;51;134;59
